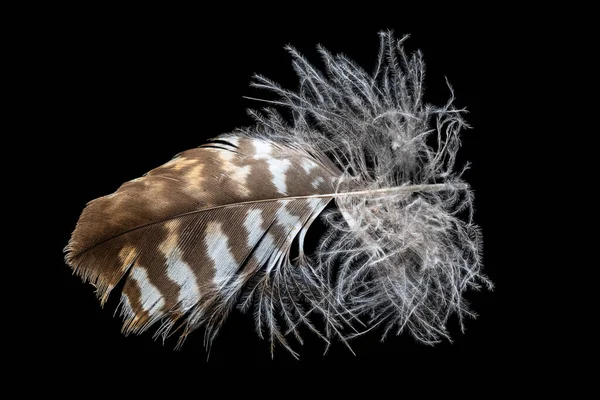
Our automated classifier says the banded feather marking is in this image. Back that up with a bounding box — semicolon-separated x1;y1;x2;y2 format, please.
244;208;265;248
267;158;292;195
66;133;340;349
205;221;238;288
158;220;201;310
130;266;165;317
218;147;252;197
301;158;318;174
253;140;293;195
165;248;200;310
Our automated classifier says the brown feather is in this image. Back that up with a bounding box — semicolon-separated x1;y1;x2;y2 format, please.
65;134;341;343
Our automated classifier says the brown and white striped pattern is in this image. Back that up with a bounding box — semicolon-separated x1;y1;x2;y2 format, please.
65;135;340;338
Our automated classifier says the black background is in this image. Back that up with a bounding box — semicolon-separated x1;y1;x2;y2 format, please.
38;9;508;365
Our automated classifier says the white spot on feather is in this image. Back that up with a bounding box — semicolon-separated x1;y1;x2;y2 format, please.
205;222;238;288
262;204;304;273
257;233;277;273
165;248;200;310
130;266;165;316
253;140;273;158
301;158;318;174
275;205;301;230
244;209;264;248
244;199;279;273
312;176;325;189
230;165;251;194
253;140;292;194
308;197;326;209
219;148;250;197
267;158;291;194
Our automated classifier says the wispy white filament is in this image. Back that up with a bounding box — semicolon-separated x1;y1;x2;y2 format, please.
238;30;492;351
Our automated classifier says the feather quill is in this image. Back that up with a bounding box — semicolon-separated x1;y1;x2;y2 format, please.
65;31;491;355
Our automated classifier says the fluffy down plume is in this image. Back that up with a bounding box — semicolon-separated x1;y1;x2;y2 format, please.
65;31;491;357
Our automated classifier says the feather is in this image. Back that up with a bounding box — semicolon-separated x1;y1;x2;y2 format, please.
65;31;492;355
